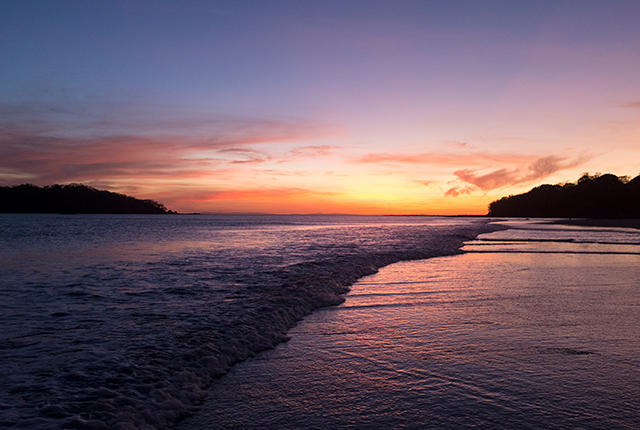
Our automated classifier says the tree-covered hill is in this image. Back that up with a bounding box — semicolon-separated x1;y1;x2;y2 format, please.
488;173;640;218
0;184;176;214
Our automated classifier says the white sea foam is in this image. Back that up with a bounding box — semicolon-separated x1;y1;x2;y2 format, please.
176;221;640;430
0;215;498;429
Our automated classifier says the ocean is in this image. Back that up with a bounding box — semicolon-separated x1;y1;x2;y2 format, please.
0;214;495;429
178;220;640;430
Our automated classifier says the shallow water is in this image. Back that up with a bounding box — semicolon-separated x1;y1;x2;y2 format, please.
0;214;492;429
178;221;640;429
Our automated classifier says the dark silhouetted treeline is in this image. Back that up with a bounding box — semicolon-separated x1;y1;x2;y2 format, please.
0;184;176;214
488;173;640;218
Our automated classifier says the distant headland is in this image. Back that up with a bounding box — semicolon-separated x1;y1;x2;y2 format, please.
488;173;640;219
0;184;176;214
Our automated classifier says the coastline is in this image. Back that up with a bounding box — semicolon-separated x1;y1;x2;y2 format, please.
550;218;640;230
175;220;640;429
0;216;500;430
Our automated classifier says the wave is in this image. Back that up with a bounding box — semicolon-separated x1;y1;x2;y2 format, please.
0;217;498;430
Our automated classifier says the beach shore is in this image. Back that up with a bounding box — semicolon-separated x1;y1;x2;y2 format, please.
176;221;640;430
551;218;640;229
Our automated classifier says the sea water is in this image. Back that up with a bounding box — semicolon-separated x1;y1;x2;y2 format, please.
0;214;494;429
177;220;640;430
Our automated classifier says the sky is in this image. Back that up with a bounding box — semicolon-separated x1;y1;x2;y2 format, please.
2;0;640;215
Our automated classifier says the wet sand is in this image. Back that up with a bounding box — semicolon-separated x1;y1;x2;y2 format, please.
176;222;640;429
550;218;640;229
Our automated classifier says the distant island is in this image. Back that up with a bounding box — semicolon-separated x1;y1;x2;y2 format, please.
0;184;176;214
488;173;640;218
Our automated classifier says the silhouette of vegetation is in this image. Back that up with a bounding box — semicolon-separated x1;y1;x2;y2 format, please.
0;183;176;214
488;173;640;218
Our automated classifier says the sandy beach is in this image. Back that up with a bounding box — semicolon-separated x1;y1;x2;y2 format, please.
176;220;640;429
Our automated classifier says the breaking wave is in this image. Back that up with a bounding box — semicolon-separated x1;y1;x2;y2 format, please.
0;215;498;429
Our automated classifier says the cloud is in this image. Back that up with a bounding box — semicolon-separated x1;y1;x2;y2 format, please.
216;147;273;164
618;101;640;109
357;151;535;166
0;100;355;213
0;132;193;183
443;141;473;149
452;154;591;192
444;185;476;197
0;100;343;142
287;145;338;158
453;168;520;191
0;109;337;185
354;149;592;199
0;168;37;181
183;187;343;202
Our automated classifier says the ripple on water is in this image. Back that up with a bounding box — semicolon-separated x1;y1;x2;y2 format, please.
177;223;640;430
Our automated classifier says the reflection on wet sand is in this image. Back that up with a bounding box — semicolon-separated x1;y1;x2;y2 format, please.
178;223;640;430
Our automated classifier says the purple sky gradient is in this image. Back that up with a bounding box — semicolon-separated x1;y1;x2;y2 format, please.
2;1;639;214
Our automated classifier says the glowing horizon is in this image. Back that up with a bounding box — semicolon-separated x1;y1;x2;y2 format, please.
2;1;640;215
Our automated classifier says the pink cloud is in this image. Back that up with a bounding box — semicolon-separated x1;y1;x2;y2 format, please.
444;185;476;197
452;154;592;192
354;150;592;199
0;132;195;183
357;151;535;166
183;187;343;202
288;145;338;157
268;145;341;165
453;168;520;190
0;100;343;143
0;115;337;185
618;101;640;108
217;147;273;164
443;141;473;149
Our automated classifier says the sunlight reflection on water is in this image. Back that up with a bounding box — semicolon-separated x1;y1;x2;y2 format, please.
179;222;640;430
2;214;494;429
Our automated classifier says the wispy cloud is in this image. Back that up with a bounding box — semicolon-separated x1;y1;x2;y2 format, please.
0;105;339;185
287;145;338;158
216;147;273;164
444;185;476;197
357;151;535;166
618;101;640;109
450;154;592;193
0;100;342;141
453;168;520;191
442;141;473;149
0;132;196;183
183;187;343;202
356;149;592;198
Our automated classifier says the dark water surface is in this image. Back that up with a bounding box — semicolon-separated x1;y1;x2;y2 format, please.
0;214;493;429
178;221;640;429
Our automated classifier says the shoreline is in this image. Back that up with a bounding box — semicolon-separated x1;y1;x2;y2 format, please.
1;217;500;430
175;221;640;429
550;218;640;230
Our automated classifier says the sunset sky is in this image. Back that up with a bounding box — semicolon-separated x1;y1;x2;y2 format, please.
2;1;640;214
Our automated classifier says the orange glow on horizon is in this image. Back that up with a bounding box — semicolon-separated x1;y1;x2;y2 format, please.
3;2;640;215
154;185;496;215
